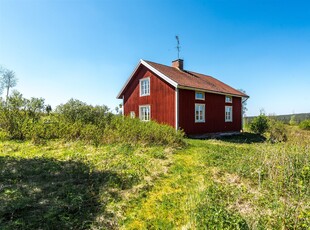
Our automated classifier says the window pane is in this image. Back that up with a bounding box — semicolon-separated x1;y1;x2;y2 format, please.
140;106;150;121
196;92;205;100
140;79;150;96
195;104;205;122
225;106;232;122
225;96;232;103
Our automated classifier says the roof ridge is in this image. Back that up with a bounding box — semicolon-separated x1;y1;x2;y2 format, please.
144;60;198;78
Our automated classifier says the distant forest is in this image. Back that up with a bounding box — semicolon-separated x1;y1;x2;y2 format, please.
245;113;310;124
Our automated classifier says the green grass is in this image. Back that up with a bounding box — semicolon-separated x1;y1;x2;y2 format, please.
1;128;309;229
0;141;174;229
122;130;310;229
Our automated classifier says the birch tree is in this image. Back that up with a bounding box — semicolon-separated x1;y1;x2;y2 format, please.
0;67;18;103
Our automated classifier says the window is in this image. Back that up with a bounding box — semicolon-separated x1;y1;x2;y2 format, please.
130;111;135;118
139;105;150;121
195;104;205;123
225;106;233;122
225;96;232;103
140;78;150;96
195;91;205;100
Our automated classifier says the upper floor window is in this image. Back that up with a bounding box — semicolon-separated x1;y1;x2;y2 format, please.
225;106;233;122
195;103;205;123
140;78;150;96
225;96;232;103
139;105;150;121
195;92;205;100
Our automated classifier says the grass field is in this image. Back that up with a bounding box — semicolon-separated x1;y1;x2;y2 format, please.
1;127;309;229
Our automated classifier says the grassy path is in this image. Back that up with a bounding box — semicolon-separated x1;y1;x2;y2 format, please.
122;140;211;229
122;137;309;229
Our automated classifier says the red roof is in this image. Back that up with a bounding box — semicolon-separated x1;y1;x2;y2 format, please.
144;60;248;97
117;59;248;98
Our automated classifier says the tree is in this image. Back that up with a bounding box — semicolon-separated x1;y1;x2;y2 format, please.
239;89;248;117
0;67;18;103
250;113;269;135
45;104;52;115
289;115;297;126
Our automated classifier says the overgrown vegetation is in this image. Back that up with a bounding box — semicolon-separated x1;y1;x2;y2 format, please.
299;119;310;130
0;94;185;147
248;114;288;143
0;84;309;228
123;128;310;229
249;114;269;135
1;122;309;229
0;141;175;229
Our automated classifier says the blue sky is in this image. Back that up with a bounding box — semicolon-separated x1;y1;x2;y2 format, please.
0;0;309;116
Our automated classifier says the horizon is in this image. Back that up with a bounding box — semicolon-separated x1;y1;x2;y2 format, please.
1;0;310;116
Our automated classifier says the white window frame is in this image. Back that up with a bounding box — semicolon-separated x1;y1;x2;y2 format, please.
195;91;205;100
225;106;233;122
195;103;205;123
139;105;151;121
130;111;135;118
225;95;232;103
140;77;150;96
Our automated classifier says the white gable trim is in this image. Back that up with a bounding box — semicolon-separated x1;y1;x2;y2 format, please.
117;60;142;99
117;59;178;99
140;60;178;88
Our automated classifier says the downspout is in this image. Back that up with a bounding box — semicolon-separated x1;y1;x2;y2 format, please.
175;88;179;131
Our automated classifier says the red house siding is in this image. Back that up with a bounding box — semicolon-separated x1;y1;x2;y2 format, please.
178;89;242;134
123;66;175;127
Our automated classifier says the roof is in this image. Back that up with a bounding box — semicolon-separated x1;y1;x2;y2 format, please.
117;59;249;98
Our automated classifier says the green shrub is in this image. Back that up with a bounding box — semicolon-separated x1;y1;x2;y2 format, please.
0;95;185;148
299;119;310;130
289;115;297;125
103;116;185;147
0;129;9;141
195;183;249;229
268;119;288;143
249;114;269;135
55;99;109;127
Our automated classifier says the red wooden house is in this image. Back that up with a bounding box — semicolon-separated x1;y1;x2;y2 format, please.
117;59;249;135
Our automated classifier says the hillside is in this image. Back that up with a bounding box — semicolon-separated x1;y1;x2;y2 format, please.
245;113;310;124
1;127;309;229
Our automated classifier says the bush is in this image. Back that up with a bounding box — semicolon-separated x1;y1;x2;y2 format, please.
289;115;297;125
299;119;310;130
0;129;9;141
55;99;109;128
0;94;185;148
268;119;288;143
249;114;269;135
103;116;185;147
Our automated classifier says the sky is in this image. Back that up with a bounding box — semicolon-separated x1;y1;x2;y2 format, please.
0;0;309;116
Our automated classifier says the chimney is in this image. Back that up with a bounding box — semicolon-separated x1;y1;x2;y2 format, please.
172;59;184;70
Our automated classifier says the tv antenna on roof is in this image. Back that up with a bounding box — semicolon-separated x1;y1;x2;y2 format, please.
175;35;180;59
